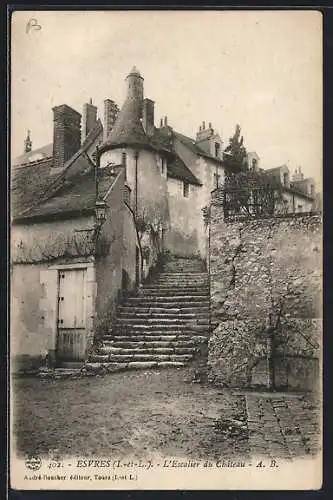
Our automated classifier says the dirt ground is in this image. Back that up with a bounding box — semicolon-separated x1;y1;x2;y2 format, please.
12;368;319;461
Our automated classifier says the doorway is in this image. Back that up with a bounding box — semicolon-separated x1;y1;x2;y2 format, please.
56;268;87;365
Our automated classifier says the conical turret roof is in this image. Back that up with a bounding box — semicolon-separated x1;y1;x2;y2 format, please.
101;67;150;150
102;99;148;149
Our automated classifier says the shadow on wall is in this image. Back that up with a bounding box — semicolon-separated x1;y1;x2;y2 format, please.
165;228;202;259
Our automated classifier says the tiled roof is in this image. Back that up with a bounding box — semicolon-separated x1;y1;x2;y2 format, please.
15;168;118;221
12;121;104;220
173;131;224;164
11;158;59;217
167;156;202;186
12;143;53;167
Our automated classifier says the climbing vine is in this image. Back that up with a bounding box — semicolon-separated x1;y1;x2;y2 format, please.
12;229;112;264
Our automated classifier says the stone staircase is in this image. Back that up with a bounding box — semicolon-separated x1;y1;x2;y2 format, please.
85;256;210;373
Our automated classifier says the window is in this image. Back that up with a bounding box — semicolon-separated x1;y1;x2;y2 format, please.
283;172;289;186
310;184;315;196
215;142;220;158
183;182;189;198
161;158;166;174
298;205;303;212
252;158;257;170
214;172;220;188
122;152;127;166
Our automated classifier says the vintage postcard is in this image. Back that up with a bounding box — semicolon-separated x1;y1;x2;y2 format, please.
10;10;323;490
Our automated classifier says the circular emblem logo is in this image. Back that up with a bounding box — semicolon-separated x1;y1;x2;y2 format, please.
25;455;42;470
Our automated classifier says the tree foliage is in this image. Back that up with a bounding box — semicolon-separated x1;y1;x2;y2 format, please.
223;169;284;218
223;124;248;172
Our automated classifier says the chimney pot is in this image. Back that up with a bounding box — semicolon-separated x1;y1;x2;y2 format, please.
164;116;168;126
142;98;155;136
52;104;81;169
82;100;98;144
160;118;163;127
103;99;120;141
203;121;206;130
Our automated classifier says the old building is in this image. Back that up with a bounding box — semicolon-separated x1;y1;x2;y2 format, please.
265;164;316;213
11;66;318;372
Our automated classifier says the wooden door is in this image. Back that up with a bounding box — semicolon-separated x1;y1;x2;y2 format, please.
56;268;87;363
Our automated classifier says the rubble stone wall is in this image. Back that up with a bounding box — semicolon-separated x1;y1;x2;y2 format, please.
208;191;322;391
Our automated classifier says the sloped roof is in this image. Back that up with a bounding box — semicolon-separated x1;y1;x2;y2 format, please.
173;131;224;164
265;165;289;173
12;143;53;167
167;156;202;186
82;118;103;149
12;121;103;220
11;158;59;217
15;168;118;222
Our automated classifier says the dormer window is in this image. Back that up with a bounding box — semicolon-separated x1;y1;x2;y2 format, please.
183;182;189;198
215;142;220;158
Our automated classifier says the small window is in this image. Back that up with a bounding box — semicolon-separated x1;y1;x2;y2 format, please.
283;172;289;186
252;158;257;170
215;142;220;158
310;184;315;196
122;152;127;166
183;182;189;198
298;205;303;212
161;158;166;174
214;172;220;188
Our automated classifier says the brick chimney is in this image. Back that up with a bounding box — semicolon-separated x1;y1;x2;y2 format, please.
103;99;119;141
52;105;81;169
142;98;155;136
81;98;97;144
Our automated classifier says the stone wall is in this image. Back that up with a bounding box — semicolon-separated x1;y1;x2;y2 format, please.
208;190;322;391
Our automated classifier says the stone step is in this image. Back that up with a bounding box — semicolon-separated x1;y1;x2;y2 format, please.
156;276;208;279
98;346;195;355
125;298;210;306
162;261;205;269
162;266;206;272
117;311;209;319
138;288;209;300
103;334;208;342
139;289;209;296
103;340;198;348
115;317;209;325
104;334;194;342
142;280;209;284
155;274;208;278
117;306;209;314
89;353;193;363
113;325;209;334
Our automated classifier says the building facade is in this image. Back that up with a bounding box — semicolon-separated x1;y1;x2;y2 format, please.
11;67;318;371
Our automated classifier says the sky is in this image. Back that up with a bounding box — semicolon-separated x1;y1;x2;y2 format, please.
11;10;322;185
